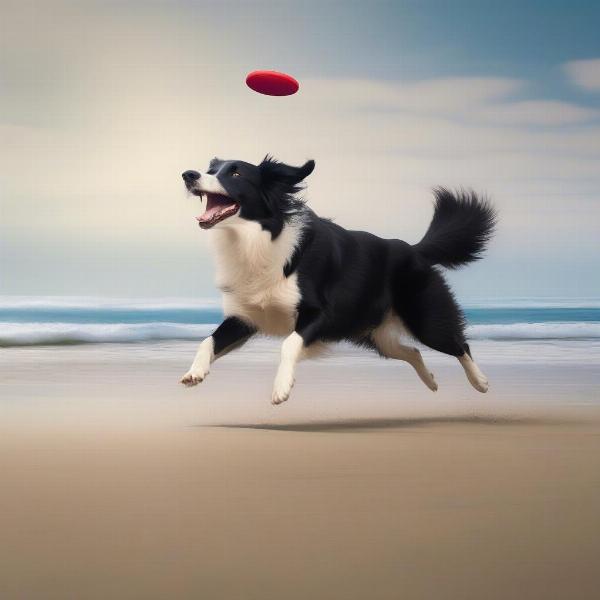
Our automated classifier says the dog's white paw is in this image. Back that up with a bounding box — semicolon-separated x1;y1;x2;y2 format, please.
414;365;438;392
180;368;209;387
459;355;489;394
469;374;489;394
181;337;214;388
271;374;294;405
426;372;438;392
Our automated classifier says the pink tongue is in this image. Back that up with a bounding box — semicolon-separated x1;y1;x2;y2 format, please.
196;205;221;223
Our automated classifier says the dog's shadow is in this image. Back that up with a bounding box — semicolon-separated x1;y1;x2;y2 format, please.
208;414;566;433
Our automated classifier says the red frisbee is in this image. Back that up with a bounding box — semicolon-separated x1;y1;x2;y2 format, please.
246;70;299;96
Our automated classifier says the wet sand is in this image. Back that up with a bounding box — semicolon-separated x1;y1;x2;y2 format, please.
1;342;599;599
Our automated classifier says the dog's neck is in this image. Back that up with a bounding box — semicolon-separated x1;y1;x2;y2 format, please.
209;216;305;294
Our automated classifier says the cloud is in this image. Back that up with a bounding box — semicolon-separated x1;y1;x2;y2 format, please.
3;69;600;234
563;58;600;91
2;1;600;297
472;100;600;126
4;70;600;253
302;77;522;114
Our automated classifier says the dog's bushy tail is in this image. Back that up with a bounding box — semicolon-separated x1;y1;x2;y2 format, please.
413;188;497;269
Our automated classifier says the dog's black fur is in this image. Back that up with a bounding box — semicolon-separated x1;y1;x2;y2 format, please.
183;156;496;363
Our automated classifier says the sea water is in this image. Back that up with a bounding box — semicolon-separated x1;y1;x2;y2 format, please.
1;296;599;347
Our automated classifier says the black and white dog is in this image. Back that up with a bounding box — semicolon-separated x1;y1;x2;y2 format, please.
180;156;496;404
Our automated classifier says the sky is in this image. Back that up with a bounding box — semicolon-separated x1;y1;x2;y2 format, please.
1;0;599;302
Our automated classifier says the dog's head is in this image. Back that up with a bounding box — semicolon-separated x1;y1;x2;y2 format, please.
182;156;315;236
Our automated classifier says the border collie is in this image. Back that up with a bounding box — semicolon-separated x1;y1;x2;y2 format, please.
180;157;496;405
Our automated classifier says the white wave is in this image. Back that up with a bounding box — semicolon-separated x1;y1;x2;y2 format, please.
0;296;221;310
463;298;600;308
0;322;215;346
2;321;600;347
467;322;600;340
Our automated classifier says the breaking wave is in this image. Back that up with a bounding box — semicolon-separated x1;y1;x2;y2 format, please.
2;321;600;347
0;322;214;347
469;322;600;340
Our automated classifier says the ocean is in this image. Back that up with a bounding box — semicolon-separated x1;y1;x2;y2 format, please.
1;296;600;350
2;297;599;419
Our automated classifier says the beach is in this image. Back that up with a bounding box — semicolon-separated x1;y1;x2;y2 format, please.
1;335;600;599
4;0;600;596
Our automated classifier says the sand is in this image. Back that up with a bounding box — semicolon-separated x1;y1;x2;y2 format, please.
1;341;599;599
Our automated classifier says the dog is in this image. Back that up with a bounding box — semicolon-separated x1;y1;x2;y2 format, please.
180;156;496;404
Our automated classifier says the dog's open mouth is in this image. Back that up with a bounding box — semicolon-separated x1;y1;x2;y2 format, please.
195;192;239;229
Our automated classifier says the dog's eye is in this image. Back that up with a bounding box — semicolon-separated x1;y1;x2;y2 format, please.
231;171;240;177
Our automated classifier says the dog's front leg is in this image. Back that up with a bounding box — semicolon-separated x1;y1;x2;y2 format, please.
271;332;305;405
272;308;324;405
180;316;255;386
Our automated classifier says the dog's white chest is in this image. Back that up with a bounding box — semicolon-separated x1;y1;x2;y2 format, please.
210;219;303;336
222;274;300;336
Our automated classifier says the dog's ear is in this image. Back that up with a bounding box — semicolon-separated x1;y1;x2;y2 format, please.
259;156;315;186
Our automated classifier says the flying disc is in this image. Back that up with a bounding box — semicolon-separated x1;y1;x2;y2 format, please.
246;70;299;96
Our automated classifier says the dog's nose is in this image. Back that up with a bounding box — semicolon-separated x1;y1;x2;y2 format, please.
182;170;201;183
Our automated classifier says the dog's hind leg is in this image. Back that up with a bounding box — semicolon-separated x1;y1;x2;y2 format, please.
393;268;489;393
458;344;489;393
384;343;438;392
371;315;438;392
